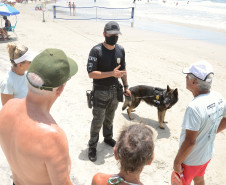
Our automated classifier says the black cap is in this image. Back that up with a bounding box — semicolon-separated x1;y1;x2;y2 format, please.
104;21;121;35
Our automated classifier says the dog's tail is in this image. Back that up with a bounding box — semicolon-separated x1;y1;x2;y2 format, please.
122;96;132;111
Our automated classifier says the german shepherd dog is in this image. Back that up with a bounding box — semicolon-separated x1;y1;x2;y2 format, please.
122;85;178;129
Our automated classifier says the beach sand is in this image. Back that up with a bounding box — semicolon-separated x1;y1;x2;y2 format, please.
0;2;226;185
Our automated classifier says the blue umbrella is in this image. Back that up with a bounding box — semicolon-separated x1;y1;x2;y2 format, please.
0;3;20;16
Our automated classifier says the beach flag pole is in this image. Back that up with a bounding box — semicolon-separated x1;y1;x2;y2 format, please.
42;11;45;22
42;1;46;22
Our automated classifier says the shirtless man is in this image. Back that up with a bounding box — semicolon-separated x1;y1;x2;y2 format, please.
0;48;78;185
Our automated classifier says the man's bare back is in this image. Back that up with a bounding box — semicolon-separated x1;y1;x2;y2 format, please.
0;98;71;185
0;48;78;185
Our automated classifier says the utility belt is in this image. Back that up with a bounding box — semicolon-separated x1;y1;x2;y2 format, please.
86;83;124;109
93;84;119;91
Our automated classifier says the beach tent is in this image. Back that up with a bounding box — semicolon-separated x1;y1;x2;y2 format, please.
0;3;20;16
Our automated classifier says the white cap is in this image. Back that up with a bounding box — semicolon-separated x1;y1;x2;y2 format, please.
14;49;38;64
183;60;214;81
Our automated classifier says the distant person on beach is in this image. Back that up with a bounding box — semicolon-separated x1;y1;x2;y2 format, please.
72;2;76;16
91;123;155;185
0;48;78;185
0;16;11;40
68;1;71;15
0;43;37;106
173;61;226;185
87;21;131;162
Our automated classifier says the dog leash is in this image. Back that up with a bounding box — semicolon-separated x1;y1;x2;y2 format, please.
125;94;163;105
125;95;156;99
133;95;154;99
125;89;166;100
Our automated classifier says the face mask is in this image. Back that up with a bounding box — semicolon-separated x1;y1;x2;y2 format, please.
105;35;118;46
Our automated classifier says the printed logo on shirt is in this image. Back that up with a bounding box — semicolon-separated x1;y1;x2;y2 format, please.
88;63;93;72
117;58;121;64
89;56;97;62
207;103;215;110
207;99;224;120
218;99;223;105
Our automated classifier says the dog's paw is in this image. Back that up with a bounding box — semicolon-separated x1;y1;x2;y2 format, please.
159;125;165;129
163;121;168;124
129;116;134;120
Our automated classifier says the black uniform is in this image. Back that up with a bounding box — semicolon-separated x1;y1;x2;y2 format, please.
87;43;125;149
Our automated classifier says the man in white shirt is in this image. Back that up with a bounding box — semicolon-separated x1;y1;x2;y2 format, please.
173;60;226;185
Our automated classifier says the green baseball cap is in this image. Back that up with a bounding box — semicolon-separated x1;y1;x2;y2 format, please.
27;48;78;91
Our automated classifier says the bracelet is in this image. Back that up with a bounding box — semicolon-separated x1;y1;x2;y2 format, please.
124;85;129;89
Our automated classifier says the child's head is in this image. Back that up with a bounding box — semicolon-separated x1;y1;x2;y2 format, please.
115;123;154;173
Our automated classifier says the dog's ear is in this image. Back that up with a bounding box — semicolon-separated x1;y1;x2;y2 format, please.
167;85;171;91
173;88;178;96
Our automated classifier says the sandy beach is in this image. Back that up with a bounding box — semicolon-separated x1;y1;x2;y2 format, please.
0;2;226;185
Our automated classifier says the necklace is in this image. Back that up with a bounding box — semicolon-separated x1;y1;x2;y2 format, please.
107;175;140;185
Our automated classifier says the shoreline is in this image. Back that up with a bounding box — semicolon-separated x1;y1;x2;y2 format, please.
133;16;226;35
46;1;226;46
131;18;226;46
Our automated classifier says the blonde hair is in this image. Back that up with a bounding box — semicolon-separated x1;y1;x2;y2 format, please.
7;43;28;67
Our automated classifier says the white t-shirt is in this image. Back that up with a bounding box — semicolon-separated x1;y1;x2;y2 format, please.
0;70;28;99
179;91;226;166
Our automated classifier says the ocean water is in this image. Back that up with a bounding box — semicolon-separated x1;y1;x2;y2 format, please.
54;0;226;45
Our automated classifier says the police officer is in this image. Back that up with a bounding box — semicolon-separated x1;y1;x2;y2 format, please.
87;21;131;162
